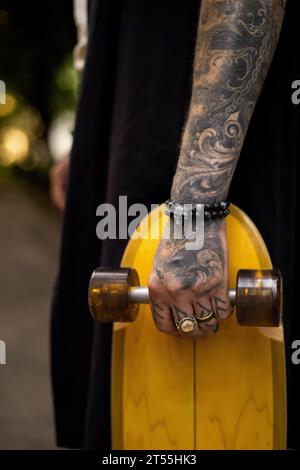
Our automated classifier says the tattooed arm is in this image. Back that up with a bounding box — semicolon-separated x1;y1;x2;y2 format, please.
149;0;286;337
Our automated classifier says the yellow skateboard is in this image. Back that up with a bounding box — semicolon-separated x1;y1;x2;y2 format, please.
89;205;286;450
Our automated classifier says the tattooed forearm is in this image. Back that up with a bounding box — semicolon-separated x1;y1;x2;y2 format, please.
171;0;286;204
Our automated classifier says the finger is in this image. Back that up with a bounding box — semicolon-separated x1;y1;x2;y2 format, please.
148;274;179;335
150;301;179;336
193;298;218;336
170;301;204;339
211;291;232;320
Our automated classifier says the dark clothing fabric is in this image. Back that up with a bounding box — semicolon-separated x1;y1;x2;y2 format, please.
51;0;300;449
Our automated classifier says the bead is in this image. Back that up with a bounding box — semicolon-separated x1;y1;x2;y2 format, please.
164;199;230;222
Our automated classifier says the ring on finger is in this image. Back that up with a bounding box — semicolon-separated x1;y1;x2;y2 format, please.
195;311;216;323
175;316;197;333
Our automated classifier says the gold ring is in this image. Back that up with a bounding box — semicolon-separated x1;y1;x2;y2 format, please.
195;311;215;323
175;316;197;333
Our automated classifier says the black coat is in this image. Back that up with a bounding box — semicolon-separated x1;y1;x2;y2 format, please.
51;0;300;449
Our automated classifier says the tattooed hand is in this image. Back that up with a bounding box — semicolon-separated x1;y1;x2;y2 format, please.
148;0;285;337
148;218;231;337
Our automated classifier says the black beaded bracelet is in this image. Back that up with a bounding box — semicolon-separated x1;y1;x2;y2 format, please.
165;199;230;221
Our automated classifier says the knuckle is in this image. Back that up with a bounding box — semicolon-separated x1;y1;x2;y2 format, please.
149;275;184;300
165;281;182;296
148;274;161;295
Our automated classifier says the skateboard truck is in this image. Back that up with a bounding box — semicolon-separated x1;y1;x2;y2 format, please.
88;268;283;327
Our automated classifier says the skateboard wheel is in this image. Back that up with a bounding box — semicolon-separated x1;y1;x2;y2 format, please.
88;267;140;322
235;269;283;327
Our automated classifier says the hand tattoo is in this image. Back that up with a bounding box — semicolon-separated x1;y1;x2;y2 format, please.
155;219;225;293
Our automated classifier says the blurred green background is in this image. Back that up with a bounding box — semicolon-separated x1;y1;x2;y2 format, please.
0;0;77;191
0;0;77;449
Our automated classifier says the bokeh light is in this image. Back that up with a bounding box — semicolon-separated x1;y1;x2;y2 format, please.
0;127;29;166
48;112;74;162
0;94;16;117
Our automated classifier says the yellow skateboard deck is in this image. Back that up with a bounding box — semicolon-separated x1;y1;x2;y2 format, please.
111;205;286;449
